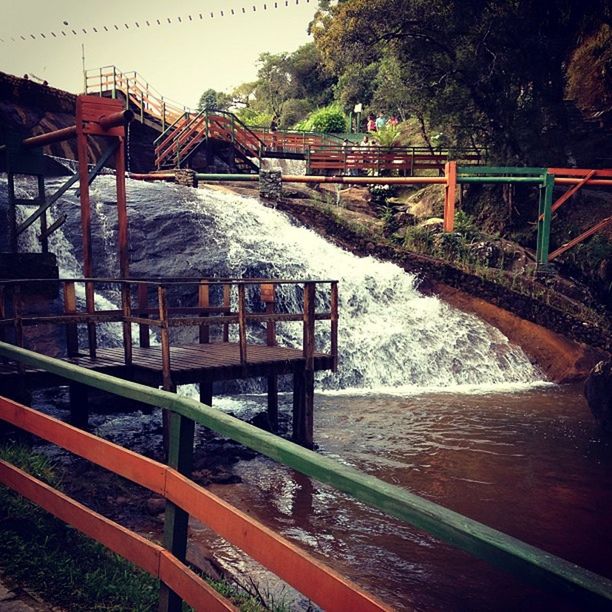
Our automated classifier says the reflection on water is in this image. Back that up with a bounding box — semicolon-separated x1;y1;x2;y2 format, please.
196;385;612;611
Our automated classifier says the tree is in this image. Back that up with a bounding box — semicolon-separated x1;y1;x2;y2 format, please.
254;52;296;118
197;88;232;111
313;0;610;165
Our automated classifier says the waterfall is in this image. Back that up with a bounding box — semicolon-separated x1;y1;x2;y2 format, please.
2;174;543;392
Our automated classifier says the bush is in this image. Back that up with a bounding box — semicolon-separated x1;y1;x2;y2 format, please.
298;105;347;133
235;107;273;128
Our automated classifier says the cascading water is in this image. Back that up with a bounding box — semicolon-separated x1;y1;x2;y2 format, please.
9;173;542;393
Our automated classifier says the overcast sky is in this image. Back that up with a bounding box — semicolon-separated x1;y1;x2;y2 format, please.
0;0;318;108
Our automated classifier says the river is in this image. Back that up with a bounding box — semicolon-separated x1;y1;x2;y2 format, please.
4;174;611;610
189;384;612;611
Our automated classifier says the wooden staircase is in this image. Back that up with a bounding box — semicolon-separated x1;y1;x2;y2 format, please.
84;65;486;175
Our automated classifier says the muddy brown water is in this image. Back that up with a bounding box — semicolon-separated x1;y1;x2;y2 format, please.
193;384;612;611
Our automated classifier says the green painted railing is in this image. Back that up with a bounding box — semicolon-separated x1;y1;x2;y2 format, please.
0;341;610;607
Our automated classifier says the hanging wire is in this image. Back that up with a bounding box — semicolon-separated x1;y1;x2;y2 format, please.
1;0;311;44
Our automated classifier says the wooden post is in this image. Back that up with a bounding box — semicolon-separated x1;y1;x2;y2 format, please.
7;173;17;253
63;281;79;357
330;282;339;372
292;366;305;445
115;135;129;279
158;285;173;391
261;283;278;431
199;377;213;406
121;282;132;367
69;382;89;429
222;284;231;343
85;281;97;359
37;175;48;254
444;161;457;232
198;281;209;344
295;282;316;448
303;283;316;372
159;410;195;612
238;284;247;367
137;284;150;348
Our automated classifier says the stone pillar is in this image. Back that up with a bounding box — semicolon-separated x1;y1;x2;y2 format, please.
174;169;198;188
259;170;282;202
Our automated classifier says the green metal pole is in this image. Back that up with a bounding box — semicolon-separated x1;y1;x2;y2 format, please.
536;173;554;267
159;411;195;612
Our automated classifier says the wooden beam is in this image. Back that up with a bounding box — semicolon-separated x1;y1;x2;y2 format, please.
549;217;612;261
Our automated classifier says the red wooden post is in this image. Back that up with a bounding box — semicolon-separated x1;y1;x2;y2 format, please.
444;161;457;232
115;135;129;279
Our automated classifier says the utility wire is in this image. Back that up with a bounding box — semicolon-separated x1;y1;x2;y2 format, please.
0;1;311;44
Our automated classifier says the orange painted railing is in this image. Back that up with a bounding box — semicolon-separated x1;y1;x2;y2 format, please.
0;395;389;611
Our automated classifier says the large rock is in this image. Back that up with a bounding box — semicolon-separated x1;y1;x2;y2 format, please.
584;359;612;432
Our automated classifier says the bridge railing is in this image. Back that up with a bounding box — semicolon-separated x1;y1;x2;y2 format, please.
0;390;388;611
0;277;339;382
0;340;611;609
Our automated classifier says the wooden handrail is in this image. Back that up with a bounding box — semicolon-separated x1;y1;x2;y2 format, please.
0;342;611;607
0;461;237;612
0;396;389;611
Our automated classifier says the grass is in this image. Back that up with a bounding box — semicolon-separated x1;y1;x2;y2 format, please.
0;443;290;611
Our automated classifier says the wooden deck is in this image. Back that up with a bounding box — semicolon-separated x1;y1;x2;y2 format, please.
0;342;333;390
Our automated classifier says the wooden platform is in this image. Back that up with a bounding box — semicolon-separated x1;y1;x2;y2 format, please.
0;342;333;391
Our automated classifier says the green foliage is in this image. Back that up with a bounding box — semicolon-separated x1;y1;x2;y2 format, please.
197;88;232;111
299;104;347;133
280;98;314;129
372;125;402;147
313;0;610;164
235;107;274;128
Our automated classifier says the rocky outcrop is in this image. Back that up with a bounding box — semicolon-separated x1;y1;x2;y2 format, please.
584;359;612;432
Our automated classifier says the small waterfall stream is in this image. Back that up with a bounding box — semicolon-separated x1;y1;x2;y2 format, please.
4;174;543;393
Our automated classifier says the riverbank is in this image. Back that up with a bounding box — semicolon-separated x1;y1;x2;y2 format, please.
203;181;610;382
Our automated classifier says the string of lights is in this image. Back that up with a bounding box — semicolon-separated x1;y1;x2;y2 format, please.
0;0;312;44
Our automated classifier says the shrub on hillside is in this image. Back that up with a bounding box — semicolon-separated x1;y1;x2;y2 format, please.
297;105;347;133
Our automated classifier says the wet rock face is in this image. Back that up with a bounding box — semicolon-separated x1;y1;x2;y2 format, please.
584;359;612;432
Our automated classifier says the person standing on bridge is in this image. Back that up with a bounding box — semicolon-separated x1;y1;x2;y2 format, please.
367;114;377;132
270;116;278;149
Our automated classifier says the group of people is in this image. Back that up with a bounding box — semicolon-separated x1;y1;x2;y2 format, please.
366;112;399;132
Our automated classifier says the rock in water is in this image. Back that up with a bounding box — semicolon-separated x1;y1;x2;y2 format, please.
585;359;612;432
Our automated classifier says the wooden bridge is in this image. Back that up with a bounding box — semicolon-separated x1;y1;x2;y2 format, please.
0;277;338;447
84;65;485;175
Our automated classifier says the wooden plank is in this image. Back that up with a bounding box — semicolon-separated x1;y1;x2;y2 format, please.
0;460;160;576
0;396;166;494
303;282;316;371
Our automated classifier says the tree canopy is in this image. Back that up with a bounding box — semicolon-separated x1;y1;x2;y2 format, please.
311;0;610;164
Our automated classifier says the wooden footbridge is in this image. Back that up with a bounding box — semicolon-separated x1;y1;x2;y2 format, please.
84;65;485;174
0;277;337;447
